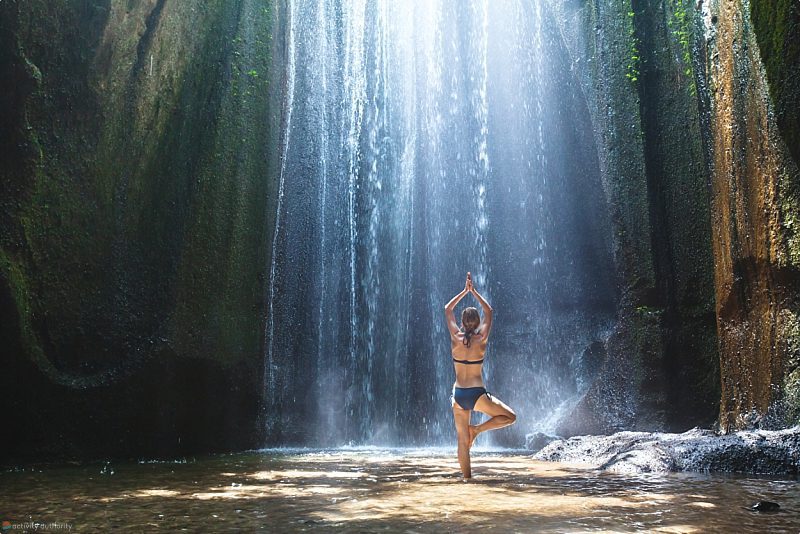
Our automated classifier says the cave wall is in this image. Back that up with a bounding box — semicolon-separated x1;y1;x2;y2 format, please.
631;0;720;431
548;0;799;435
546;0;720;436
703;0;800;431
0;0;280;463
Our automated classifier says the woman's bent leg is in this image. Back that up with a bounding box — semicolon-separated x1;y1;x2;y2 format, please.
472;393;516;441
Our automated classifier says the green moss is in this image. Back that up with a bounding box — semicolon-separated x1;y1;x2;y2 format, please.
666;0;696;96
635;305;663;316
168;0;275;362
0;249;47;375
749;0;800;165
0;0;278;459
774;309;800;425
778;169;800;267
3;0;277;375
625;7;640;84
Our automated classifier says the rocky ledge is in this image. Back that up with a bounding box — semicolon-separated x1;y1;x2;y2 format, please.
531;427;800;476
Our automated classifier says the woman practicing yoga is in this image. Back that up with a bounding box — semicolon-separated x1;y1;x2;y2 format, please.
445;272;516;479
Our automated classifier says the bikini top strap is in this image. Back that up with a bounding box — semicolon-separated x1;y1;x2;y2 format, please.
452;357;484;365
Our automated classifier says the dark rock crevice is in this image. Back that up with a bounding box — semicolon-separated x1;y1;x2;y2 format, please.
132;0;167;78
630;0;719;430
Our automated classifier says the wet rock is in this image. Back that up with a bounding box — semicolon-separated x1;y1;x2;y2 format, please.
751;501;780;513
705;0;800;433
577;341;606;386
534;427;800;475
525;432;560;453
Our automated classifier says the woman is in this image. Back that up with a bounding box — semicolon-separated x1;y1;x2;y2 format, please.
445;272;516;479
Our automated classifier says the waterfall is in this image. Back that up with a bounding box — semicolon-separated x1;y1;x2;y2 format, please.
264;0;617;446
264;0;297;439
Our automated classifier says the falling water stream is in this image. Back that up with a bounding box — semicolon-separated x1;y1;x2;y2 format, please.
265;0;618;447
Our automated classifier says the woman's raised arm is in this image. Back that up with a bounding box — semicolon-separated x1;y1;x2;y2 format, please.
445;273;471;337
470;283;493;339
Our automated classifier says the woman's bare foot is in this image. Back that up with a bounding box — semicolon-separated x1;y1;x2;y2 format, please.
468;425;479;449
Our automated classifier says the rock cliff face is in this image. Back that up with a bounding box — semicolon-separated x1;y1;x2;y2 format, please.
0;0;281;462
545;0;719;436
704;0;800;431
546;0;799;436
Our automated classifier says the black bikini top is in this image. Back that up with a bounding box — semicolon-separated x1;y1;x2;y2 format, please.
452;357;484;365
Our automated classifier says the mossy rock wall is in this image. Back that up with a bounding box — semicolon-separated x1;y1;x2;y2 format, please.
702;0;800;431
631;0;720;430
545;0;720;435
548;0;800;435
749;0;800;167
0;0;280;463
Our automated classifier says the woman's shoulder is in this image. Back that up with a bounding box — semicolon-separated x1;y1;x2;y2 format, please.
450;332;488;352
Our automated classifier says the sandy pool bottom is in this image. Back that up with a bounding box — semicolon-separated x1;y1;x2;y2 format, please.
2;448;798;532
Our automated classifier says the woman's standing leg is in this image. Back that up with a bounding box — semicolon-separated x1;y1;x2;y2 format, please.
452;400;472;479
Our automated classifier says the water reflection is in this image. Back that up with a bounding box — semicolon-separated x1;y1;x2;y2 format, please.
2;449;798;532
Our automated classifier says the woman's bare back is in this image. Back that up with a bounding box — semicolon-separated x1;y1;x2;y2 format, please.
451;331;487;387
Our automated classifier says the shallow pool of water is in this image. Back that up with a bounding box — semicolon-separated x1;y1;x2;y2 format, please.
2;448;798;532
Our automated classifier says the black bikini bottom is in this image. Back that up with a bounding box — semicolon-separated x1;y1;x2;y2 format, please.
451;386;489;410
